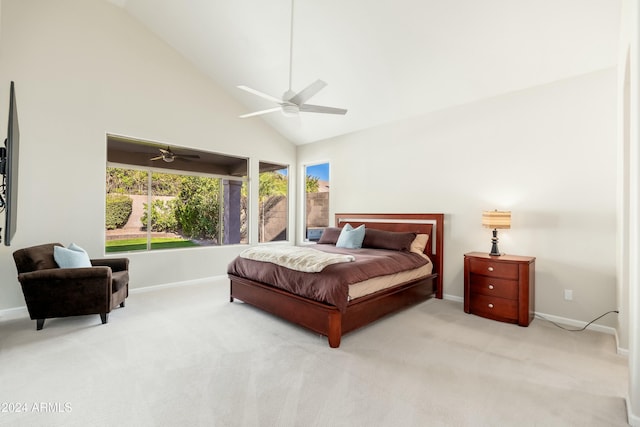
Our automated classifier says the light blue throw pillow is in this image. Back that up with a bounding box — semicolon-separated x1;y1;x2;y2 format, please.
336;223;366;249
54;243;92;268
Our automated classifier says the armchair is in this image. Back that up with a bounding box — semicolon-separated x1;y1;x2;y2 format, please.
13;243;129;330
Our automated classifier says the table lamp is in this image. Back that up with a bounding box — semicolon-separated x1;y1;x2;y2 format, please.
482;210;511;256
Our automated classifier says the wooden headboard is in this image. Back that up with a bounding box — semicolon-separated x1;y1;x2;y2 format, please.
335;213;444;299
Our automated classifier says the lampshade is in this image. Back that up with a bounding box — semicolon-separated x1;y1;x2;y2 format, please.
482;210;511;229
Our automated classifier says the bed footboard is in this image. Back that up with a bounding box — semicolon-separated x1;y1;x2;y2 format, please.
230;275;344;347
230;273;437;348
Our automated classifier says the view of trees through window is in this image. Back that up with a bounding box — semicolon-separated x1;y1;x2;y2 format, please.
106;136;250;252
304;162;329;241
105;137;330;251
258;163;289;242
106;167;247;252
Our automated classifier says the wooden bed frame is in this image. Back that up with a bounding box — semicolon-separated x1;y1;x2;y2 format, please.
229;213;444;348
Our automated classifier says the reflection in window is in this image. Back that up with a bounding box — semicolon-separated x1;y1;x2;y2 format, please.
258;162;288;242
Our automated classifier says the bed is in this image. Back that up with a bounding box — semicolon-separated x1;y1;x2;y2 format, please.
228;213;444;348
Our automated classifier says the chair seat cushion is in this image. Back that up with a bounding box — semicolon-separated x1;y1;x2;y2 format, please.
111;271;129;292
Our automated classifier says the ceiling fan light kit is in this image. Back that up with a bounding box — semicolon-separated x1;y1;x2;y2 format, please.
238;0;347;119
281;104;299;117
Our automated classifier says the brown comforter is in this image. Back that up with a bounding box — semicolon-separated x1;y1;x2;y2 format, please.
227;244;430;312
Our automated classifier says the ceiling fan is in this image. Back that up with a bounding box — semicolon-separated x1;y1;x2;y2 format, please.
150;147;200;163
238;0;347;119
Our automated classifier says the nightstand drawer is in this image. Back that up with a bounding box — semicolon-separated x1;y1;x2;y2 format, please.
469;274;518;299
468;258;518;279
469;294;518;321
464;252;535;326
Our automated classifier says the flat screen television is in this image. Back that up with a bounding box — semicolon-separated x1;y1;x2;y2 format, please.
1;81;19;246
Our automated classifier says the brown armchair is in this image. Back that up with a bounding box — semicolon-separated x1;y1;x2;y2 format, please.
13;243;129;330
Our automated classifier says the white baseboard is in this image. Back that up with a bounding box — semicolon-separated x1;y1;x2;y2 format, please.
443;294;463;303
534;311;617;336
129;275;227;294
439;296;624;347
0;306;28;322
0;275;228;322
0;282;627;348
615;330;629;356
628;398;640;427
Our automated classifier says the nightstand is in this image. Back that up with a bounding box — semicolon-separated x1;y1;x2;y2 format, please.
463;252;535;326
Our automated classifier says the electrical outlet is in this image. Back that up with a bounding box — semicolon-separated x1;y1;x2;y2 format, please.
564;289;573;301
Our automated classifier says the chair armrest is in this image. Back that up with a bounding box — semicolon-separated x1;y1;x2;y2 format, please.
17;267;112;318
91;258;129;272
18;267;112;283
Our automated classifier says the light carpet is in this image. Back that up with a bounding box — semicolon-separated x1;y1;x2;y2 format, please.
0;278;629;426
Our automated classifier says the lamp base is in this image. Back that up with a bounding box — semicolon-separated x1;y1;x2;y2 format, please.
489;229;501;256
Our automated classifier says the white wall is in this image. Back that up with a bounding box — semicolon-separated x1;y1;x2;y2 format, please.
620;0;639;424
298;68;618;328
0;0;296;310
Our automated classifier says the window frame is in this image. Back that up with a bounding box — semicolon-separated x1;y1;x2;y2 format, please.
257;162;290;244
302;161;330;243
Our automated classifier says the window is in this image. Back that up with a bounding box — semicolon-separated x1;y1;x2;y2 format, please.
304;162;330;241
258;162;289;242
106;135;248;253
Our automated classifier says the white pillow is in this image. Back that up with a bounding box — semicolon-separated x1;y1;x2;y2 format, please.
54;244;92;268
336;224;366;249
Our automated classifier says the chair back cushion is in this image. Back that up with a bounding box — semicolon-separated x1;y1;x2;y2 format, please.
13;243;63;273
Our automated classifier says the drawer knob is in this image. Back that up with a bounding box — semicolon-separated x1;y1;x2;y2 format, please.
487;267;494;272
488;303;494;309
488;284;494;290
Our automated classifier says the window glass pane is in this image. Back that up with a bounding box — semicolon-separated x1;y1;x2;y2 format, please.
304;162;329;241
105;167;149;253
173;174;222;246
258;162;288;242
239;181;248;243
106;135;248;252
146;172;180;250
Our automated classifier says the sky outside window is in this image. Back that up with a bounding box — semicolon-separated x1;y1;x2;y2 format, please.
306;163;329;181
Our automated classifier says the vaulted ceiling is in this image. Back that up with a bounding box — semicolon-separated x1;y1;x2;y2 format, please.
106;0;621;145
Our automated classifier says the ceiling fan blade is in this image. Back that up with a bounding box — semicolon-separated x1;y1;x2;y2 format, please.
288;79;327;105
150;156;163;161
239;107;282;118
299;104;347;115
237;85;282;104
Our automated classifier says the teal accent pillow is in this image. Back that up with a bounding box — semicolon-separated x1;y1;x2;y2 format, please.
336;224;366;249
54;243;92;268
